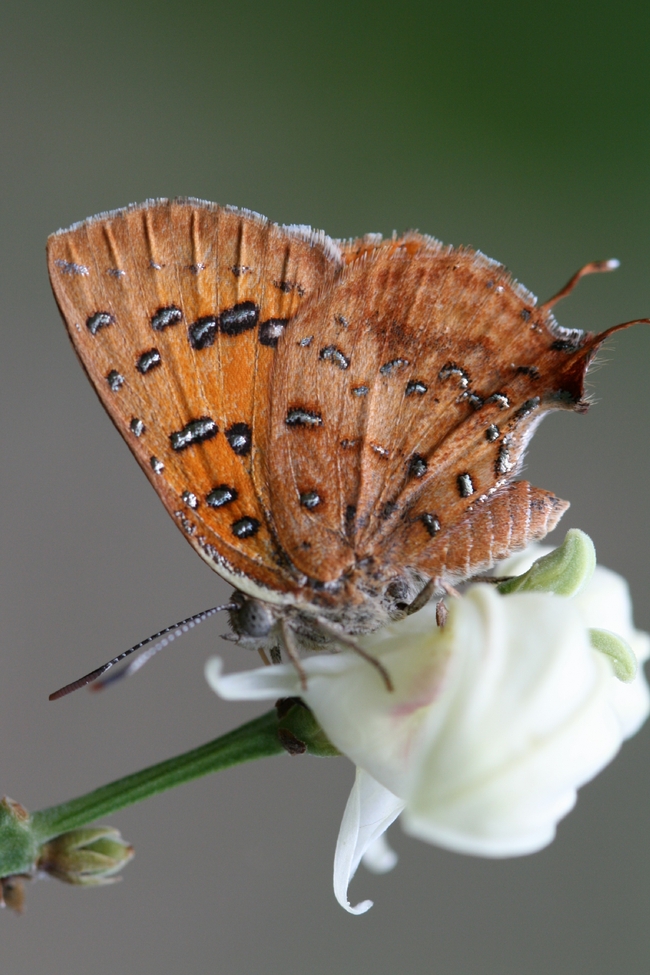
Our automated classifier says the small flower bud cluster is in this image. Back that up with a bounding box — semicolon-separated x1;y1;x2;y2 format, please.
37;827;134;886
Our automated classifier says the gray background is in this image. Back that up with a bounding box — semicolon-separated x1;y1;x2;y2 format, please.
1;1;650;972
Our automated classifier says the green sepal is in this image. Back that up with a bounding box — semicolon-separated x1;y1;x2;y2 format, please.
276;699;341;757
0;798;38;878
590;628;637;682
498;529;596;598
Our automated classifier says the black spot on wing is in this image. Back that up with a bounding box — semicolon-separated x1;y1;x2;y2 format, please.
170;417;219;451
152;306;183;330
231;517;260;539
87;312;114;335
319;345;350;370
286;408;323;427
189;317;218;350
457;473;474;498
300;490;321;509
136;348;162;374
259;318;288;348
206;485;238;507
107;370;124;391
421;513;440;537
225;422;252;456
408;454;428;479
219;302;259;336
380;358;409;376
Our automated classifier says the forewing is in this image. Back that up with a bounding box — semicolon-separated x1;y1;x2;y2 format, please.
47;198;343;597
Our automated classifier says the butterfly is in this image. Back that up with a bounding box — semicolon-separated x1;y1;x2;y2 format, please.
47;197;639;691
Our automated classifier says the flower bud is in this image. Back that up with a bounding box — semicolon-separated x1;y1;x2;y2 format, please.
37;827;134;886
590;628;637;682
498;529;596;597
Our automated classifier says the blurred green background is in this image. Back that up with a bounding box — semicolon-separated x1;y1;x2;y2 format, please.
2;1;650;972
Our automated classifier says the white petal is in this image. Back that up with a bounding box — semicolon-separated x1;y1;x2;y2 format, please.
333;768;405;915
402;586;622;856
299;602;453;798
572;566;650;738
205;657;300;700
361;833;399;874
497;549;650;741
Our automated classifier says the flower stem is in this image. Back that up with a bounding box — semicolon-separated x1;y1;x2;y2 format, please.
30;709;283;844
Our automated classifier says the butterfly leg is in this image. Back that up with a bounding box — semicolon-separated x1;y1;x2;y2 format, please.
279;619;309;692
313;619;394;692
436;600;448;628
441;581;461;599
405;577;437;615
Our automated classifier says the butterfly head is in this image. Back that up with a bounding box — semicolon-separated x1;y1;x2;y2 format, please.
227;590;277;641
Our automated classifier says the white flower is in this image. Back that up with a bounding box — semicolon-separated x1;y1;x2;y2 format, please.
206;555;649;915
500;546;650;739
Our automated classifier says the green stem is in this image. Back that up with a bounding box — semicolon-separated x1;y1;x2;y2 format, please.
31;709;282;844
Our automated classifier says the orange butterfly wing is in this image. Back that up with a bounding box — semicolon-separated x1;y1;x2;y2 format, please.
47;198;344;601
265;235;611;589
50;203;618;617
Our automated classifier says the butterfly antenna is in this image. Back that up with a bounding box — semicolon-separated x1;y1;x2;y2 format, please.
539;259;620;312
49;604;237;701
